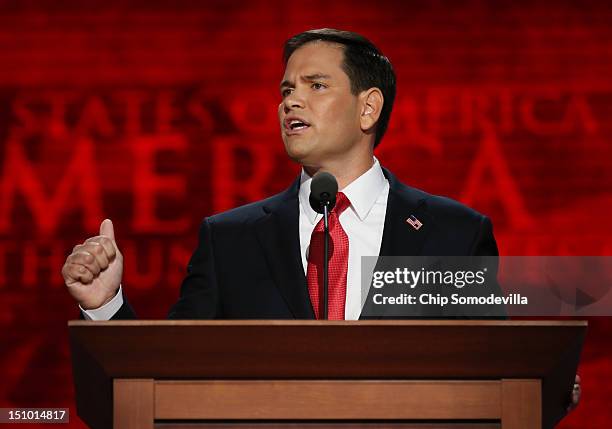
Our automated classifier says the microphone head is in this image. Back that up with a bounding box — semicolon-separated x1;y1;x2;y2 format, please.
309;172;338;214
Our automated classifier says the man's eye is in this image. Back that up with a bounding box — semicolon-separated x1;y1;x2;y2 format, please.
312;83;326;90
281;88;292;97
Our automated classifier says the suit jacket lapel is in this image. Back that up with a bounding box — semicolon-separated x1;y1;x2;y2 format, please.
378;168;434;257
360;169;436;320
254;177;315;319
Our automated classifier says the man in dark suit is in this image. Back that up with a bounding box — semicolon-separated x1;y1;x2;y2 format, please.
61;28;498;320
61;28;497;321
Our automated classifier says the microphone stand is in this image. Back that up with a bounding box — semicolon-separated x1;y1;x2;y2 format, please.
322;202;330;320
309;174;337;320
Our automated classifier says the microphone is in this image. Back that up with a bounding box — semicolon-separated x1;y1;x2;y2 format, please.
309;172;338;214
308;172;338;320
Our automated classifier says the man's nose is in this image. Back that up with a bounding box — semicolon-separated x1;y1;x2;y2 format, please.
283;90;305;112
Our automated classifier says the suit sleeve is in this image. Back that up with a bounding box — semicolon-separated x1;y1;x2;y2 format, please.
103;219;218;320
109;293;137;319
469;215;499;256
166;218;220;319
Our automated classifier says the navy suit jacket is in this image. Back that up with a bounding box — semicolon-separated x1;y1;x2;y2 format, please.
114;168;498;319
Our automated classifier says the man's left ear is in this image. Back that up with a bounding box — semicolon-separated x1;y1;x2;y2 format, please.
359;88;384;132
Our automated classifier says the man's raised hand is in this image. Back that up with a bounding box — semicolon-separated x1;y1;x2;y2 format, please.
62;219;124;310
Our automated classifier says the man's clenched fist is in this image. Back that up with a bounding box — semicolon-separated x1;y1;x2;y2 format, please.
62;219;124;310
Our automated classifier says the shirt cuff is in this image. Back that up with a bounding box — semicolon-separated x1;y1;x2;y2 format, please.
80;285;124;320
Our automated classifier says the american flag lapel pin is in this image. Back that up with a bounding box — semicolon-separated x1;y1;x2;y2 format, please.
406;215;423;230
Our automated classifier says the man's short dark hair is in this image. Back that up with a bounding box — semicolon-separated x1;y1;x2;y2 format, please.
283;28;396;148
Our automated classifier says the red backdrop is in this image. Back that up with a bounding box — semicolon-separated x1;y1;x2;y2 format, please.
1;1;611;427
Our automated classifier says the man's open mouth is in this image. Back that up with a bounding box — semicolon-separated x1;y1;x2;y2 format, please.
289;120;309;130
285;117;311;133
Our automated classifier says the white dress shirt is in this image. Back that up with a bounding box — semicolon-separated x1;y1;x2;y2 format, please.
80;284;124;320
298;158;389;320
82;158;390;321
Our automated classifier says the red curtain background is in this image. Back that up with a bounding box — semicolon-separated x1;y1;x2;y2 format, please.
0;0;611;427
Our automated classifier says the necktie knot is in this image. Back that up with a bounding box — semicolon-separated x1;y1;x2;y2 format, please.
333;192;350;215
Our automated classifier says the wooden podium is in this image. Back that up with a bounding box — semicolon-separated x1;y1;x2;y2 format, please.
69;321;586;429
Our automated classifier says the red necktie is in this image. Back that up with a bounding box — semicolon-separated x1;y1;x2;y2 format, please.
306;192;351;320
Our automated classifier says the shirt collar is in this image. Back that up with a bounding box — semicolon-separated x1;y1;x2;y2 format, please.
298;157;387;225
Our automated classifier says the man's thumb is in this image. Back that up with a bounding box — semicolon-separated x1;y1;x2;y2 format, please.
100;218;116;241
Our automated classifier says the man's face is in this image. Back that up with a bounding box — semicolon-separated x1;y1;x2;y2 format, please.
278;41;362;168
